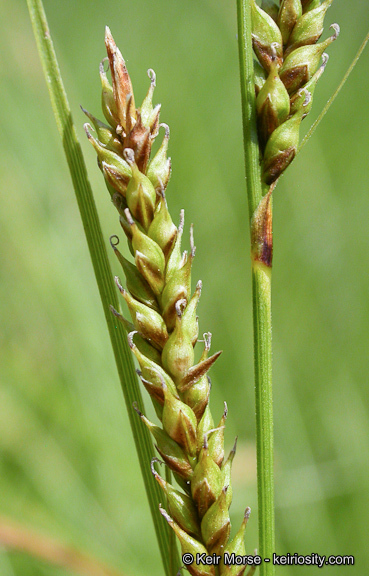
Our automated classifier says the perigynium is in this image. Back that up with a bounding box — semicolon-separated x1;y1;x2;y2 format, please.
83;28;254;576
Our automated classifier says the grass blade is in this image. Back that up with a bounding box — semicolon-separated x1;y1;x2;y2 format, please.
26;1;175;574
299;31;369;152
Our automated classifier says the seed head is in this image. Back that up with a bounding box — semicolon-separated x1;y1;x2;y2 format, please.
84;28;254;570
249;0;339;186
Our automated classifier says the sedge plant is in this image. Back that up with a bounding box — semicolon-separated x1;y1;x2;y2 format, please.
82;3;340;573
17;0;368;576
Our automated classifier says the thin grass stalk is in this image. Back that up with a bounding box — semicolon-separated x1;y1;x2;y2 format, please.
236;2;275;574
237;0;343;568
237;0;264;217
26;1;175;574
299;30;369;152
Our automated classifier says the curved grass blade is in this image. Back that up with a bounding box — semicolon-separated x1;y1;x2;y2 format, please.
26;1;177;574
299;31;369;152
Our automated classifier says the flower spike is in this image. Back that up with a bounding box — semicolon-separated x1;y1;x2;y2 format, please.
83;28;252;570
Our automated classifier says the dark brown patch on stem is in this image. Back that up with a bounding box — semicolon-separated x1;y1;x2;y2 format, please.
251;186;274;268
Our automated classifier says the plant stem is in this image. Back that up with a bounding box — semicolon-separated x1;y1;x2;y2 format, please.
236;0;262;218
237;1;275;573
252;262;274;573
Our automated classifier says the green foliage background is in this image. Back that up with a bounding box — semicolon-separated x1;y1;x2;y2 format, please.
0;1;368;574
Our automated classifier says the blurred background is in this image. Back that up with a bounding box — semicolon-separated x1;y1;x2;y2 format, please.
0;0;368;574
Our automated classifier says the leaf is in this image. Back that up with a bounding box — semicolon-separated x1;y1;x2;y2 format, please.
299;31;369;153
26;1;177;574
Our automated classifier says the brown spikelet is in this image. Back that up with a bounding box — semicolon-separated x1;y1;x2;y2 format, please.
84;28;252;570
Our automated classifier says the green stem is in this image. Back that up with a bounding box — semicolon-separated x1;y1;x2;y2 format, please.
26;1;178;574
252;263;274;572
237;1;275;573
236;0;263;217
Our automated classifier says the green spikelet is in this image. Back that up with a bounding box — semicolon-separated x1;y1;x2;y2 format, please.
256;57;290;149
277;0;302;46
99;58;119;129
251;0;283;71
221;438;238;508
84;28;252;569
286;0;335;54
147;123;172;192
250;0;339;186
279;24;339;94
160;506;216;576
289;53;328;116
262;96;308;185
152;459;201;538
201;487;231;554
191;441;222;519
220;508;251;576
